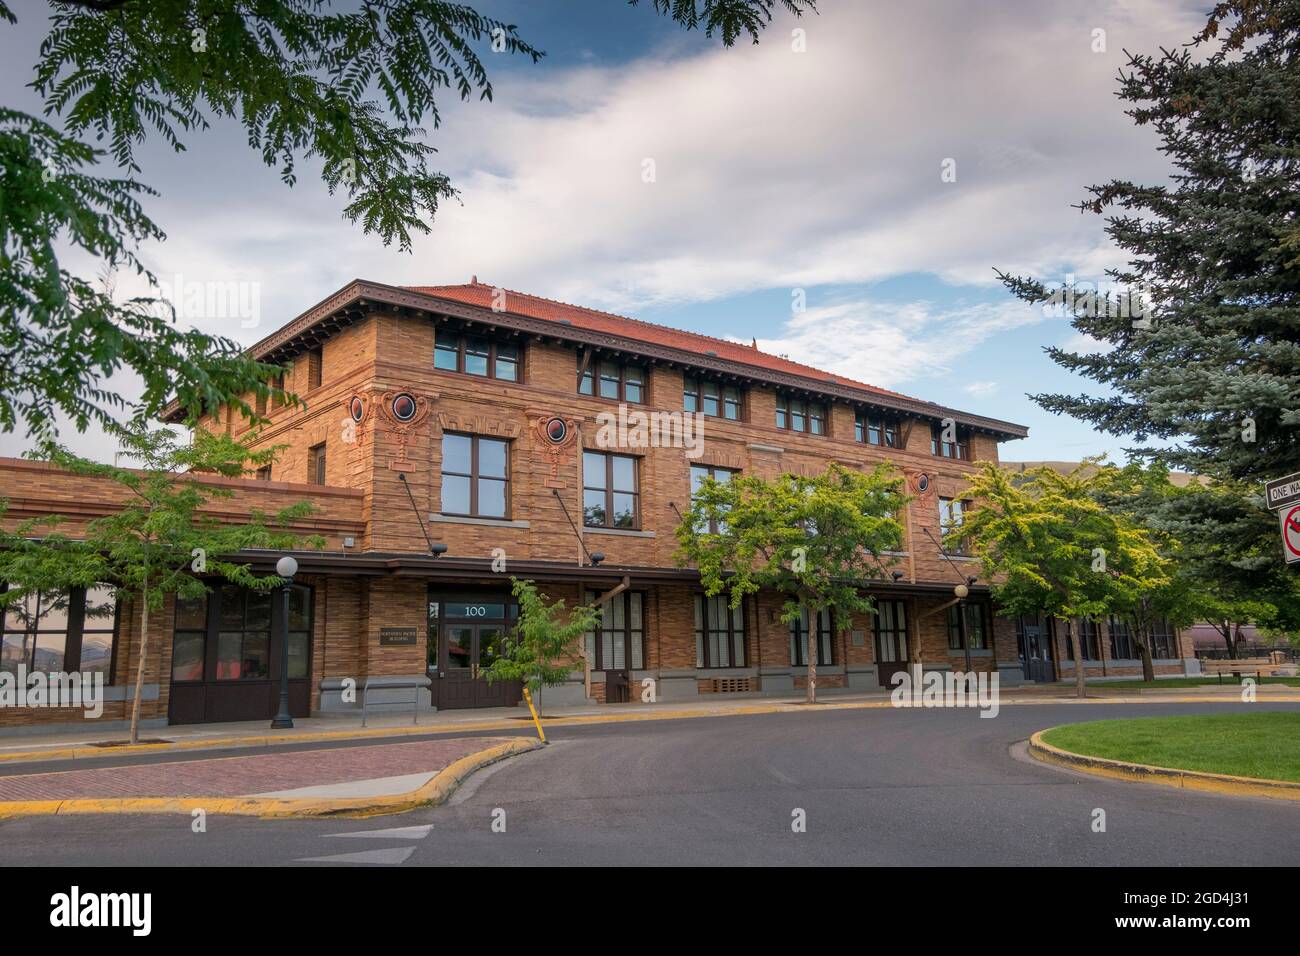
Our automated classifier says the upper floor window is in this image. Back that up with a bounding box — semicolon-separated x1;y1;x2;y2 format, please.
441;433;510;519
255;465;272;481
947;602;989;651
776;395;826;435
1;584;119;678
931;423;970;460
579;356;644;403
689;465;738;534
308;442;326;485
306;348;322;390
938;497;966;554
855;412;899;448
435;329;520;382
695;594;746;668
684;378;742;420
790;607;834;666
583;451;639;529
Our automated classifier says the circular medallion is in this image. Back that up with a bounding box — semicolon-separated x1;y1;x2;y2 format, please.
349;396;365;423
915;473;930;494
391;393;417;423
544;417;568;444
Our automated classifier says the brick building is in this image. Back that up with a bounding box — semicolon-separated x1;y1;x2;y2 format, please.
0;279;1196;732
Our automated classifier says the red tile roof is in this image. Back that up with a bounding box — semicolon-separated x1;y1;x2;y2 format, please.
407;279;918;404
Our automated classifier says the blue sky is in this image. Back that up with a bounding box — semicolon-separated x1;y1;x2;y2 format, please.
1;0;1212;464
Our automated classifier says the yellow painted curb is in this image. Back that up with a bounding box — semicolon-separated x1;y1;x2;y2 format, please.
0;736;542;821
1028;729;1300;803
3;692;1299;766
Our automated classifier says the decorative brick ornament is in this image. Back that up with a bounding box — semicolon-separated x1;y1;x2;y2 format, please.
533;413;579;489
377;390;431;471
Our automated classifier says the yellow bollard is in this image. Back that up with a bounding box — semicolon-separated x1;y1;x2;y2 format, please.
522;686;547;744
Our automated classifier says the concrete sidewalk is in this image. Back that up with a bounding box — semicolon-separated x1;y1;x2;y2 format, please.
0;736;539;819
1;682;1294;767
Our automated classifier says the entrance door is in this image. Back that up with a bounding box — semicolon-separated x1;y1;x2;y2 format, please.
1018;616;1056;683
434;622;521;710
874;599;910;688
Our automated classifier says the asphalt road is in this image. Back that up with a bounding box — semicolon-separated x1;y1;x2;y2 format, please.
3;701;1299;866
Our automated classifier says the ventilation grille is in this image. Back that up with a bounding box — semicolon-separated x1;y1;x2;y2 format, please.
710;678;753;694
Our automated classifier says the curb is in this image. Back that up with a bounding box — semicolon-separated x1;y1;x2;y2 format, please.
0;736;542;821
7;691;1300;764
3;692;1300;766
1027;729;1300;803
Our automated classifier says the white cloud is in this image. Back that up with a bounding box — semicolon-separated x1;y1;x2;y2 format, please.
964;381;1000;397
749;297;1046;389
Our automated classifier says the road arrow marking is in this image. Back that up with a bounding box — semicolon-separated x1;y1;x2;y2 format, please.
296;847;416;865
324;825;433;840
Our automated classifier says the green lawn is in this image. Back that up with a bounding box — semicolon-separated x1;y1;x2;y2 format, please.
1040;712;1300;783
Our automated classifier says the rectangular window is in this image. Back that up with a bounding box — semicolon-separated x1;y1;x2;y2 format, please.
269;372;286;410
875;600;909;663
579;354;645;404
776;395;827;435
1150;619;1178;659
930;423;971;460
308;442;326;485
583;591;644;671
441;434;510;519
1108;617;1136;660
684;378;742;420
938;497;966;554
172;592;209;682
947;602;988;651
435;329;520;382
215;585;271;680
307;348;322;390
855;411;900;448
255;465;272;481
1065;619;1101;661
694;594;746;668
583;451;639;529
1;585;119;679
689;464;738;534
790;607;834;666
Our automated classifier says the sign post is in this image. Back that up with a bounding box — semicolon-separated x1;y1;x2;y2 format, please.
1266;472;1300;564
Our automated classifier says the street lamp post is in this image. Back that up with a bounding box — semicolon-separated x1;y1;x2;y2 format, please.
954;582;972;673
270;555;298;729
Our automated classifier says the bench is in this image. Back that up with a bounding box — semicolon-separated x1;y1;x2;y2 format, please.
361;675;432;727
1201;658;1274;682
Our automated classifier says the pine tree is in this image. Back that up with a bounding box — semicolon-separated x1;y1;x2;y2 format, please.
999;2;1300;489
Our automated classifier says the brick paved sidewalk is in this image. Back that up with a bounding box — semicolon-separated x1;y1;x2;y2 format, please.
0;737;502;802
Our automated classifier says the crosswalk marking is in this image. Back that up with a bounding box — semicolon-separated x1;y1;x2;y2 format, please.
296;847;416;865
324;824;434;840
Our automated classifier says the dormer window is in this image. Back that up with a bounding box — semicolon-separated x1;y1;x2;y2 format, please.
435;329;520;382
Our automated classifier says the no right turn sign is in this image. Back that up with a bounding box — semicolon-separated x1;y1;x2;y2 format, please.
1281;505;1300;564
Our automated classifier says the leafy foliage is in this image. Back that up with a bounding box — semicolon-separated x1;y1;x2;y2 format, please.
479;577;598;695
3;0;806;439
631;0;817;46
961;462;1168;695
0;420;323;741
0;106;284;434
676;463;906;701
